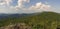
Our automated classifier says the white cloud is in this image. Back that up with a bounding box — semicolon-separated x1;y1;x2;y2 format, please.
0;0;12;6
29;2;42;10
28;2;51;13
40;4;51;10
0;0;51;13
16;0;30;8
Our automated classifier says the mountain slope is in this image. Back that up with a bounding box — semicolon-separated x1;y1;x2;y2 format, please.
0;12;60;29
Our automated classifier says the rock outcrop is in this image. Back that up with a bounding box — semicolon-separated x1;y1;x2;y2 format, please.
0;23;32;29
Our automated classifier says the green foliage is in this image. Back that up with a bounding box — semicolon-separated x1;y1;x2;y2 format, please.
0;12;60;29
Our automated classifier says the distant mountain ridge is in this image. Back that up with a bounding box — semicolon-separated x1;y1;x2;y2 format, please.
0;14;34;19
0;12;59;19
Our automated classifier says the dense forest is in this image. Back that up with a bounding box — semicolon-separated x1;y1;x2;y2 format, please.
0;12;60;29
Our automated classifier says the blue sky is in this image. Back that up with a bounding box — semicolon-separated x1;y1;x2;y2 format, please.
0;0;60;14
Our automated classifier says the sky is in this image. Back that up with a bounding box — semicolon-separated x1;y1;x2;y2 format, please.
0;0;60;14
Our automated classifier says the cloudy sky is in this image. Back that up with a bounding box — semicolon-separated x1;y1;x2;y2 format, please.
0;0;60;14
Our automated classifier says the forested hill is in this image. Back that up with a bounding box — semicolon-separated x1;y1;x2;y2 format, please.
0;12;60;29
